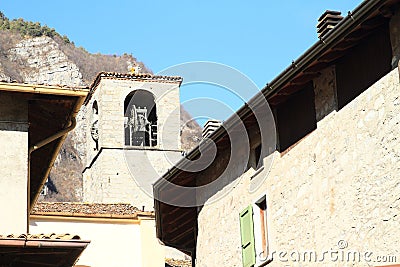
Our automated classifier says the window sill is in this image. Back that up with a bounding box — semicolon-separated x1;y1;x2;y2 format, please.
250;166;265;180
123;146;183;152
258;257;273;267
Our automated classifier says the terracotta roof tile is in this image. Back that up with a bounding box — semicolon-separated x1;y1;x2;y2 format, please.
85;71;183;105
0;233;81;240
165;258;192;267
95;71;182;82
32;202;154;219
90;71;182;90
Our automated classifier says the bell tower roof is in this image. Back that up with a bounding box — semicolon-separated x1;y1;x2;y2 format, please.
84;72;182;105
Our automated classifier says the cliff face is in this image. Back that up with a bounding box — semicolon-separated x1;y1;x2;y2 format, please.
8;36;83;85
0;31;201;202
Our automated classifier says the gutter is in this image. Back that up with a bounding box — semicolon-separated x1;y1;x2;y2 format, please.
153;0;388;189
0;237;89;267
0;238;90;249
0;82;88;97
261;0;387;98
30;214;143;224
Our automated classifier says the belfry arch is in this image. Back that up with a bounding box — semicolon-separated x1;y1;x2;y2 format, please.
124;90;157;147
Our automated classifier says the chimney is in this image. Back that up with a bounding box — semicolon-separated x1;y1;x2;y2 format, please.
202;120;222;139
317;10;343;38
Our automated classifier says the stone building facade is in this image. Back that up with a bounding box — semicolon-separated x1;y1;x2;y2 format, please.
83;72;183;210
195;67;400;266
154;1;400;266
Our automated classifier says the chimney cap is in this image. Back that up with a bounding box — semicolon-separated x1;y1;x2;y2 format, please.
317;15;343;29
202;119;222;138
318;10;342;21
317;10;343;38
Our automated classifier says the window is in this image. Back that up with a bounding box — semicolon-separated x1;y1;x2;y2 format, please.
247;144;263;173
272;82;316;152
239;195;271;267
124;90;157;147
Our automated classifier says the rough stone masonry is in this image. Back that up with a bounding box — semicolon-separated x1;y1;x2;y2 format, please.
196;66;400;266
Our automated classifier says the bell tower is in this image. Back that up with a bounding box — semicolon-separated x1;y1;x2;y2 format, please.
82;72;183;210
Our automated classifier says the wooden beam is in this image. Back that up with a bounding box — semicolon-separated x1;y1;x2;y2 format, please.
162;209;196;226
164;222;194;241
344;28;370;42
360;15;388;30
304;62;329;73
318;50;346;62
291;72;320;85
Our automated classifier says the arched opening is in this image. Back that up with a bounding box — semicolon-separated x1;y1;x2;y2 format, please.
124;90;157;147
90;101;99;150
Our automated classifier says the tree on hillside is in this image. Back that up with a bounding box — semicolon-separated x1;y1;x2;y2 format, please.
0;11;69;42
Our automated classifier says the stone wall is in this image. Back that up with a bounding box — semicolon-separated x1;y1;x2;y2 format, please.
196;68;400;266
90;78;181;151
0;92;28;234
83;149;181;210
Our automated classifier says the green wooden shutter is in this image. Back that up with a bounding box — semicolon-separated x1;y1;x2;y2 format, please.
239;205;256;267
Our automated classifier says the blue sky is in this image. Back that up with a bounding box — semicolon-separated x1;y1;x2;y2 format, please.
2;0;361;125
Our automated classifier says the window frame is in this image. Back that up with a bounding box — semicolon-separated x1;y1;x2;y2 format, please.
252;195;271;266
239;194;272;267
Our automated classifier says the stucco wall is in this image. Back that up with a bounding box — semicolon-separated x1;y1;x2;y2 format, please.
0;93;28;234
141;219;166;267
196;68;400;266
30;217;165;267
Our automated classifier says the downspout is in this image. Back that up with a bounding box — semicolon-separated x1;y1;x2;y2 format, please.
28;117;76;154
27;96;84;232
26;117;76;233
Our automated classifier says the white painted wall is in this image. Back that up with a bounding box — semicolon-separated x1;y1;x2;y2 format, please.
0;127;28;234
0;93;28;234
30;217;164;267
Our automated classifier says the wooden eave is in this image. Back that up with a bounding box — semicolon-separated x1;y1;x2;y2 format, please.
0;238;89;267
0;82;89;211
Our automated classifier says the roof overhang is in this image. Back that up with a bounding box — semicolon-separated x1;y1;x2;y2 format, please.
0;237;89;267
0;82;89;210
153;0;400;254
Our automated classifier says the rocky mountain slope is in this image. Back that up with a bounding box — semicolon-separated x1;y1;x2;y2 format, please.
0;15;202;201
